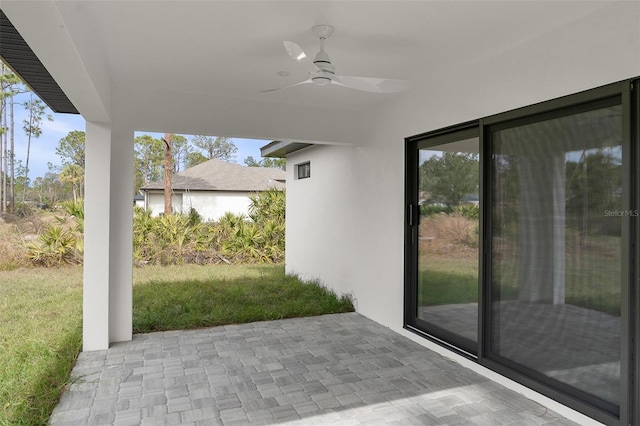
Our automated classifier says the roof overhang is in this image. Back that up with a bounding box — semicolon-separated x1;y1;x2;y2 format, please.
261;141;313;158
0;9;78;114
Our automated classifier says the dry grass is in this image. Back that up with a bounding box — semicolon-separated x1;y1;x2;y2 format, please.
0;211;79;270
419;213;478;260
0;218;29;270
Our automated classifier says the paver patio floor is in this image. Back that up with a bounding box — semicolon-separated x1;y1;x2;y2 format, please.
49;312;581;425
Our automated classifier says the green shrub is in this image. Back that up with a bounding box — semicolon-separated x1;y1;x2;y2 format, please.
12;202;36;218
46;189;289;266
249;187;285;222
25;225;81;267
420;204;452;216
186;207;203;226
454;203;479;220
60;199;85;233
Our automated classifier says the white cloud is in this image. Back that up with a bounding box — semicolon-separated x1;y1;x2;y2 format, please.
41;118;78;136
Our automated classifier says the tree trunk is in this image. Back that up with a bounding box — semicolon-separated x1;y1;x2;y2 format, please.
163;133;173;216
22;132;31;204
9;93;14;212
1;96;6;215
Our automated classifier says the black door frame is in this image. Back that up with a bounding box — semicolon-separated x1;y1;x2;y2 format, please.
404;78;638;425
404;122;480;358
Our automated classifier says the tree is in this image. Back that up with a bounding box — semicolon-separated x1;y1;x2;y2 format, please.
59;164;85;202
184;151;208;169
56;130;85;168
22;94;53;202
162;133;173;215
244;155;286;170
419;152;478;207
12;160;26;202
134;134;165;190
134;134;193;192
191;135;237;161
170;134;190;173
33;170;64;205
1;62;25;214
566;148;622;239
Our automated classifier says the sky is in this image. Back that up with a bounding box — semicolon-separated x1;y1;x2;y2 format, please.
10;91;269;179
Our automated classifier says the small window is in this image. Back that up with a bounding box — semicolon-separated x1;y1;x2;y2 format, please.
296;162;310;179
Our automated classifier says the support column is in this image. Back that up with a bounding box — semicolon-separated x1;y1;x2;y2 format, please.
109;123;134;344
83;120;134;351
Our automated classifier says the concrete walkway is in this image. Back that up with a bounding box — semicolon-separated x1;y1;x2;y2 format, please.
49;313;580;425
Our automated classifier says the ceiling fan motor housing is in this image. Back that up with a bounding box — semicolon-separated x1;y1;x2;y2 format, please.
311;75;332;85
314;49;335;72
312;50;335;85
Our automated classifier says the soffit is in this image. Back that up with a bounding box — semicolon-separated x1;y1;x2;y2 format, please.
1;1;620;140
0;9;78;114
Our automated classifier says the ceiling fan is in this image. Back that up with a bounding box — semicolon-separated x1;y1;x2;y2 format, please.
263;25;410;94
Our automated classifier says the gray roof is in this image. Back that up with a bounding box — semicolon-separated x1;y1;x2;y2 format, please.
141;158;285;192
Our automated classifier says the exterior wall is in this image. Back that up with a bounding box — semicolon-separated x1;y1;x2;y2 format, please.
182;191;253;222
146;192;184;216
286;0;639;339
286;142;404;329
145;190;253;222
285;4;637;422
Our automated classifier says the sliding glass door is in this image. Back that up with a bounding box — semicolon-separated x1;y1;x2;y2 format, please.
406;127;480;355
405;80;636;424
488;96;626;415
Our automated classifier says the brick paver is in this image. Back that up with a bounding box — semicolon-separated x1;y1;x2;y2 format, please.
49;313;581;425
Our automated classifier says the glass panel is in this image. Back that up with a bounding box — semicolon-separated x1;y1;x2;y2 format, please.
491;103;622;405
417;137;479;343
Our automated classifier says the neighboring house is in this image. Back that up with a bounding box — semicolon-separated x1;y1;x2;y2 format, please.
139;159;284;221
133;193;144;208
2;3;638;425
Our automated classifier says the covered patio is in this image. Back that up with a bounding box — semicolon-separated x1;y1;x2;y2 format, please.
1;1;638;424
49;313;577;425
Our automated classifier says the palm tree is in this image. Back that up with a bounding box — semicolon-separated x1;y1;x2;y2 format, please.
60;164;84;203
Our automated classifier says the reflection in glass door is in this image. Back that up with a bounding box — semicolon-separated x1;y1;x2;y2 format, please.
489;99;624;411
413;133;479;354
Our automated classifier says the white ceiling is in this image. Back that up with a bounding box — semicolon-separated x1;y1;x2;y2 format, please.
2;1;634;143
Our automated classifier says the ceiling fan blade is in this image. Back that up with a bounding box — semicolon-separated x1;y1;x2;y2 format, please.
260;78;313;93
283;41;320;74
333;75;410;93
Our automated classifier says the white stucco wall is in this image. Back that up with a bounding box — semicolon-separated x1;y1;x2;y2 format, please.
146;193;184;216
182;191;253;222
145;191;253;221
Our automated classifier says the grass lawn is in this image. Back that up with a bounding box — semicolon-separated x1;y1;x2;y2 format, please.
0;267;83;426
420;241;621;316
1;264;354;425
418;258;478;306
132;264;354;332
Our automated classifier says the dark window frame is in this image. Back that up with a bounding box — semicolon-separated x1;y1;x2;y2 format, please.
296;162;311;180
